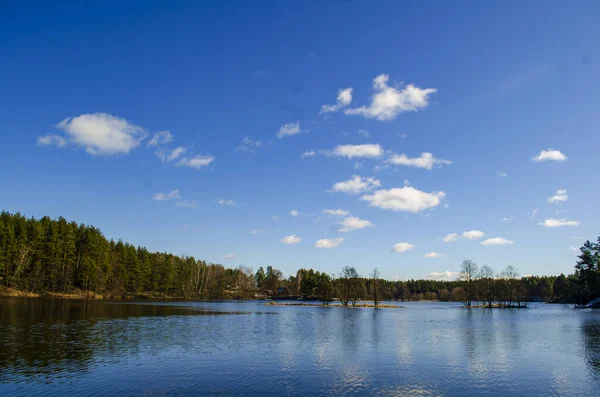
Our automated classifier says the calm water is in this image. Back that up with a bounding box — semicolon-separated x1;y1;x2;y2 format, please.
0;299;599;396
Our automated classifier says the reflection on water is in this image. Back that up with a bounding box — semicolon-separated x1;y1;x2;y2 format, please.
0;298;599;396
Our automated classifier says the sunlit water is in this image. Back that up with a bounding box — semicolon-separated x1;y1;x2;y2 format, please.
0;298;599;396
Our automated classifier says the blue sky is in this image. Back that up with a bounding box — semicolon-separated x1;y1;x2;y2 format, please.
1;1;599;280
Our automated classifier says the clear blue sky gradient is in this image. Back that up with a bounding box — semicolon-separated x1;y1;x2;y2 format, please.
1;1;599;280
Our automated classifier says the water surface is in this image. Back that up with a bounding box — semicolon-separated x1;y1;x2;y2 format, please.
1;298;599;396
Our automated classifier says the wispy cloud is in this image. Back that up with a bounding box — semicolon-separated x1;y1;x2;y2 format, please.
281;234;302;244
277;121;302;138
540;218;580;227
153;190;181;201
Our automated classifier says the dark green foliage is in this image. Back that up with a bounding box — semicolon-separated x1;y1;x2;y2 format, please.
1;212;597;304
0;212;254;298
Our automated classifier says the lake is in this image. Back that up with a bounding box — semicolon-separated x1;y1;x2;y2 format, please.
1;298;599;396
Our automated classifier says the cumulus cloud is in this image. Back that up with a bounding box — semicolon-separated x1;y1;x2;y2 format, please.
176;155;215;169
152;190;181;201
387;152;452;170
218;199;236;206
323;208;350;217
224;254;236;259
361;186;445;212
481;237;514;246
427;271;460;281
424;252;441;258
148;130;173;147
540;218;580;227
331;175;381;195
462;230;485;240
175;200;198;209
548;189;568;203
532;149;567;162
290;210;299;216
301;150;316;159
344;74;436;121
281;234;302;244
37;135;67;148
236;137;264;152
338;216;374;232
442;233;458;243
392;242;414;253
329;143;384;159
42;113;146;155
321;88;353;113
277;121;302;138
315;237;345;249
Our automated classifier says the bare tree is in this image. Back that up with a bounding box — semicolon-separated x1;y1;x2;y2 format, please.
461;259;479;307
339;266;359;306
480;265;495;308
372;268;380;306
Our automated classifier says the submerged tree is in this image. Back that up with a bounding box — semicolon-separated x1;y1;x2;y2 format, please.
461;259;479;307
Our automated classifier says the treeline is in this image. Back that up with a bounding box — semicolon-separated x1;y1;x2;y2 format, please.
0;212;598;304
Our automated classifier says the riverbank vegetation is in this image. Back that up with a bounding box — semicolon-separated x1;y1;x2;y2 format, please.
0;212;598;305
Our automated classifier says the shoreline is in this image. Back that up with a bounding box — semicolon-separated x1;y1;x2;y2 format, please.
265;302;403;308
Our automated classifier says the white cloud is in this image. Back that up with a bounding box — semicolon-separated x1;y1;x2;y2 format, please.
281;234;302;244
290;210;299;216
152;190;181;201
502;217;514;222
321;88;353;113
462;230;485;240
443;204;450;209
301;150;316;159
156;146;187;163
481;237;514;246
148;130;173;147
329;143;384;159
37;135;67;148
392;242;414;253
277;121;302;138
176;155;215;169
218;199;236;206
338;216;374;232
540;218;580;227
442;233;458;242
427;271;460;281
528;208;539;219
548;189;568;203
236;137;264;152
424;252;441;258
250;229;263;235
48;113;146;155
532;149;567;162
272;216;279;220
315;237;345;249
323;208;350;217
344;74;437;121
358;128;369;138
387;152;451;170
331;175;381;195
224;254;236;259
361;186;445;212
497;172;508;177
175;200;198;209
568;246;578;252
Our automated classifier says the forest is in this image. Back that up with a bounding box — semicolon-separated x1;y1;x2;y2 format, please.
0;212;598;305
